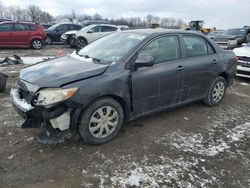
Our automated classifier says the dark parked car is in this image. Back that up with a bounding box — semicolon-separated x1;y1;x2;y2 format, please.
45;23;82;44
0;21;47;49
42;24;53;29
212;27;250;49
10;30;237;145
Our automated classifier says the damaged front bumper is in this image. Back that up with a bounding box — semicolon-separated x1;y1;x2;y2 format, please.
10;88;71;130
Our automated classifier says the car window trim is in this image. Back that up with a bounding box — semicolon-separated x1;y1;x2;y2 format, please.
136;34;182;65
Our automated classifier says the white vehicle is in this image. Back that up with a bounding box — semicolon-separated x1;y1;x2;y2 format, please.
75;24;122;49
233;43;250;78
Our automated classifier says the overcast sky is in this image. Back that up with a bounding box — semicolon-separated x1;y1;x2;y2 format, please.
3;0;250;29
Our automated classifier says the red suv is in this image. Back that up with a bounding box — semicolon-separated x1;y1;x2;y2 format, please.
0;21;47;49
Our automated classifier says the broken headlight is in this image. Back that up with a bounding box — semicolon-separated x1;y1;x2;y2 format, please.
35;87;78;106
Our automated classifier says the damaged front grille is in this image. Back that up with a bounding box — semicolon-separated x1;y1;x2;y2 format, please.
16;79;39;103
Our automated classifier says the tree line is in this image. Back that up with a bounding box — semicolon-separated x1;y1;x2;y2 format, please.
0;1;185;29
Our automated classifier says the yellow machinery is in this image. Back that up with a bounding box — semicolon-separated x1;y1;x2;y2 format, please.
186;20;215;34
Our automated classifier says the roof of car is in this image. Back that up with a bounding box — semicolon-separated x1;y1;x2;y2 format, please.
123;28;205;36
0;21;36;25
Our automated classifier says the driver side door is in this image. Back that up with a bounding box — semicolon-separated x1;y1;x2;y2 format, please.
131;35;183;116
86;26;102;43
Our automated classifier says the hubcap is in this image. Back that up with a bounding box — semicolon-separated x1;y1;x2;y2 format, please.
212;81;225;103
89;106;119;138
33;40;42;49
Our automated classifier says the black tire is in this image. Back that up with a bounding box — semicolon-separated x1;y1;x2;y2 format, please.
46;36;52;45
246;33;250;43
76;37;87;49
0;73;8;93
31;39;43;49
68;36;76;48
78;98;124;145
203;76;227;107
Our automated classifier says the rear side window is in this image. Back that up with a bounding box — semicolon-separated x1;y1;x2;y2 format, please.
0;24;13;31
139;36;180;64
101;26;117;32
183;35;215;57
14;24;26;31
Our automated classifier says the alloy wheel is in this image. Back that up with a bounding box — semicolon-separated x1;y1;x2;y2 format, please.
212;81;225;103
33;40;42;49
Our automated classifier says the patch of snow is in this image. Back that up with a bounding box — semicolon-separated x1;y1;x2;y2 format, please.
239;82;249;86
21;57;53;64
7;154;14;159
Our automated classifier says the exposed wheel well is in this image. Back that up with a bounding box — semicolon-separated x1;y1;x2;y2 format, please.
77;36;88;44
219;72;229;86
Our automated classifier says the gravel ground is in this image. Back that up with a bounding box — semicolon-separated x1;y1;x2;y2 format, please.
0;47;249;187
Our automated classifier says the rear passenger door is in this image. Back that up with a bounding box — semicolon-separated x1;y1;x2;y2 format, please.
13;24;28;45
180;35;220;101
131;35;184;115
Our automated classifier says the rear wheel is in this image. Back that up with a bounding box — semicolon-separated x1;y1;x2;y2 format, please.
203;76;227;106
46;36;52;45
31;39;42;49
78;98;124;145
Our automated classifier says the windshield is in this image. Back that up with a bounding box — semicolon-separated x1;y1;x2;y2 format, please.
47;23;61;30
223;28;246;36
78;32;147;63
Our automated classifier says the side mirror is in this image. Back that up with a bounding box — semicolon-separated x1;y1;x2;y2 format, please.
242;43;247;47
87;30;94;33
134;55;154;69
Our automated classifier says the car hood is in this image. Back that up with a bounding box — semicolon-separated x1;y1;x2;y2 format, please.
213;34;242;40
20;52;109;88
233;47;250;57
64;30;77;35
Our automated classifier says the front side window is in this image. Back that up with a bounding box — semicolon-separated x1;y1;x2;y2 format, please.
183;35;212;57
56;25;67;31
139;36;180;64
91;26;101;33
0;24;14;32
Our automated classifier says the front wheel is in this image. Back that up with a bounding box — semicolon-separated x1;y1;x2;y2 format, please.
76;38;87;49
31;39;42;49
78;98;124;145
203;76;227;106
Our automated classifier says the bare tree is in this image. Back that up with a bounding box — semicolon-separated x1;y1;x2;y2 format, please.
0;1;5;18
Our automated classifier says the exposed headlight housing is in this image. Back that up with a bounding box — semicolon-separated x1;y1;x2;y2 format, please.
35;87;78;106
229;39;237;45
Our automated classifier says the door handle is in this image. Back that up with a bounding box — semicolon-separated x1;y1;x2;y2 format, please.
176;65;184;71
211;59;217;64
